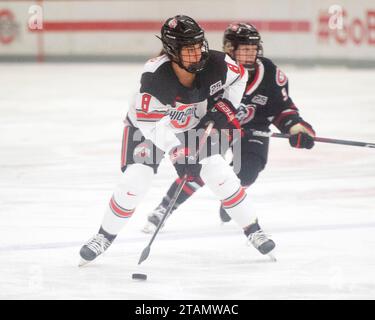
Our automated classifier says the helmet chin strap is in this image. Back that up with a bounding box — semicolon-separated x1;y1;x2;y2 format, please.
185;60;207;73
244;63;258;81
171;55;201;74
177;59;195;73
176;53;208;74
243;62;257;73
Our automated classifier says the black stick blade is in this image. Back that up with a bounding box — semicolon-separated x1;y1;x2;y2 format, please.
138;245;151;265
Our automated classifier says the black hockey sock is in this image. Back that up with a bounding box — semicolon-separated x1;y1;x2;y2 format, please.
161;177;205;211
98;226;117;242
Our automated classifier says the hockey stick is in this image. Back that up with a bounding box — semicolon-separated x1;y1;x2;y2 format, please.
138;121;215;265
250;130;375;148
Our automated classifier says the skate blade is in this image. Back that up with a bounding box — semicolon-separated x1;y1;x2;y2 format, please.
267;253;277;262
220;221;231;226
78;258;90;267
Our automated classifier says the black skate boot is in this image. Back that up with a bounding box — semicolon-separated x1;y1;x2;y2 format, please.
79;228;116;266
142;204;169;234
219;205;232;223
245;220;276;261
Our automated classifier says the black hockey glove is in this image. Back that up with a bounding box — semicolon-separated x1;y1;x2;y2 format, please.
204;99;242;131
170;146;202;181
288;121;316;149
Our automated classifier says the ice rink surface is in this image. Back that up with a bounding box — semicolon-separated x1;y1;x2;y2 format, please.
1;63;375;300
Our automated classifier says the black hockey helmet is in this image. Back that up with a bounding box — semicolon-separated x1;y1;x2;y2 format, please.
223;23;262;70
159;15;209;73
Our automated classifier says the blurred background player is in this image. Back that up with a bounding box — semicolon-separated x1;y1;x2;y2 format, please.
143;22;316;232
79;16;276;266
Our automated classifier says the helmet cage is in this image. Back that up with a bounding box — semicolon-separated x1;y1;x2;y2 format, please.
223;23;262;71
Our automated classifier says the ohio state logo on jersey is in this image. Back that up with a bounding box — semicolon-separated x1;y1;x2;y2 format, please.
169;103;199;129
235;103;256;125
276;68;288;86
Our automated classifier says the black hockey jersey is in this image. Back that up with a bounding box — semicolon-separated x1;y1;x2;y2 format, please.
235;57;303;134
127;50;247;153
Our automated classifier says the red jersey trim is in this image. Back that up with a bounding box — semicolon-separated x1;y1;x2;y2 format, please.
245;60;265;96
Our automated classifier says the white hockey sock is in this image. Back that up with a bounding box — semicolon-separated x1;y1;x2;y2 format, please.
221;189;257;228
200;155;257;229
101;164;154;235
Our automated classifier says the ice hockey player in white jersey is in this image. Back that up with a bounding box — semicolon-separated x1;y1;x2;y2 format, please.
143;22;316;230
79;15;275;266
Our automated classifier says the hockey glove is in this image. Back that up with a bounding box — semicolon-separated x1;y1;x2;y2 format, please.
170;146;202;181
288;121;316;149
205;99;242;131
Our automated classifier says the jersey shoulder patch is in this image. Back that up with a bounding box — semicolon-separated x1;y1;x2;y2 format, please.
275;67;288;86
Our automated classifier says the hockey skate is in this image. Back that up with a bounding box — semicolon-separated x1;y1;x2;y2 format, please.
245;220;276;261
79;233;114;266
142;204;169;234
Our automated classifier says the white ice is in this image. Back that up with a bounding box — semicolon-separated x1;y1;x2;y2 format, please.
0;63;375;299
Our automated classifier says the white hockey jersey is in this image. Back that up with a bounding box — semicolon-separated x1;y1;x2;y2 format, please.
127;50;248;153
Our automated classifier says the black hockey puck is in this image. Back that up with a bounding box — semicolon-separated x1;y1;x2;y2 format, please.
132;273;147;281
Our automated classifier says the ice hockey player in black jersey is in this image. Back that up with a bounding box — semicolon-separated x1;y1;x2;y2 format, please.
79;16;276;266
143;22;315;230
